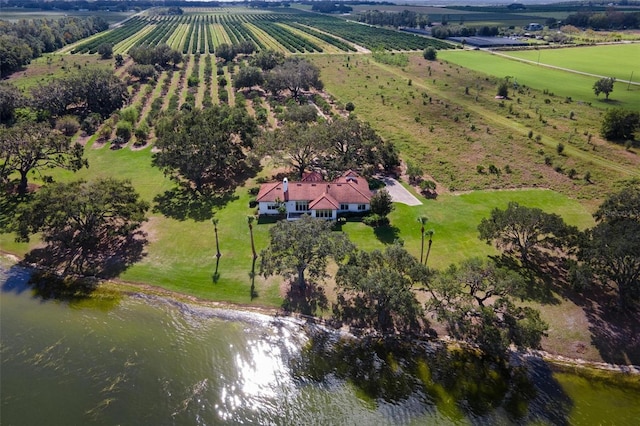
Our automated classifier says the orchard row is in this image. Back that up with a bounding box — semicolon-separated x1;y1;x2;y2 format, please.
71;8;451;55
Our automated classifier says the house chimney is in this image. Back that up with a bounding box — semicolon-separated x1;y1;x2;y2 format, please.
283;177;288;193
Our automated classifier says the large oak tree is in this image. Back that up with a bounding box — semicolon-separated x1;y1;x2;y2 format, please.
0;121;87;194
478;202;575;264
334;245;428;333
265;57;322;100
260;215;354;290
153;105;258;194
14;178;149;277
31;68;128;118
578;184;640;308
429;258;548;356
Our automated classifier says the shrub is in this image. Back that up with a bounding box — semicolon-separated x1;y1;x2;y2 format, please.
81;113;102;135
99;124;113;141
423;47;437;61
187;75;200;87
55;115;80;136
134;121;150;142
363;213;389;227
556;143;565;154
116;121;132;141
119;106;139;125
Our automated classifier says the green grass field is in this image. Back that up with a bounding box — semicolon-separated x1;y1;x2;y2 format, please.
0;134;594;305
498;44;640;83
439;49;640;111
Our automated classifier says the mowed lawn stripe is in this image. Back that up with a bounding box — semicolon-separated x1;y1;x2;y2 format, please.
439;49;640;112
499;44;640;84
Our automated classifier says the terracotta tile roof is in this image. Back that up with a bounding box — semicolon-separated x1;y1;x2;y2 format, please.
301;171;324;182
309;192;340;210
256;171;371;206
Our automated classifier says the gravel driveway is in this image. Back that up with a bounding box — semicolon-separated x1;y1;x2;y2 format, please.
380;176;422;206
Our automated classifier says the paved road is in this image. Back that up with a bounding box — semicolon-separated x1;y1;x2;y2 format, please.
380;176;422;206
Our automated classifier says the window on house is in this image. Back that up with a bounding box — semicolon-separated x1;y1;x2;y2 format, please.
340;204;349;211
295;201;309;211
316;209;333;218
267;204;279;210
357;204;366;211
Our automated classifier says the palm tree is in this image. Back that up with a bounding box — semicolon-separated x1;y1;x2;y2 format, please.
248;215;258;260
424;229;435;266
418;216;429;264
212;218;221;259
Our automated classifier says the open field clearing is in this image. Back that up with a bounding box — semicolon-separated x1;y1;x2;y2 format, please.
310;53;639;202
497;44;640;83
439;49;640;111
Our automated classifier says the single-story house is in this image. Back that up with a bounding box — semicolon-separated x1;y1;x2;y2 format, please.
256;170;372;220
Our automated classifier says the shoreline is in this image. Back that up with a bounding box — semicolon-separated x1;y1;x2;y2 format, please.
2;253;639;376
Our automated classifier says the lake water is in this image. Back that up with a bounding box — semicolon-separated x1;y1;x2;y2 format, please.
1;263;639;425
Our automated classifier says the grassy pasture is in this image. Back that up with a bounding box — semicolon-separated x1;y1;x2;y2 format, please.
311;53;639;201
498;44;640;83
439;49;640;111
5;54;111;91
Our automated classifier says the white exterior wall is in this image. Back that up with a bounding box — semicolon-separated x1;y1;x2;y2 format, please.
258;202;369;218
258;202;280;215
341;203;370;213
312;210;337;220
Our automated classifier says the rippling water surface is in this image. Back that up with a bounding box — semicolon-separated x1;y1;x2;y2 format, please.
1;263;639;425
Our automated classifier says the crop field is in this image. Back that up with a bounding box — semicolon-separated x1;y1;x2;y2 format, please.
439;49;640;111
497;44;640;83
67;7;451;55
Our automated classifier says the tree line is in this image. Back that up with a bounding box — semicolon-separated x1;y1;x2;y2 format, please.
563;10;640;30
0;16;108;77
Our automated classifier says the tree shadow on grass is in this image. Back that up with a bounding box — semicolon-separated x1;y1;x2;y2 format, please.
153;184;238;222
22;232;147;281
490;253;561;305
0;187;31;233
249;257;258;300
373;224;401;245
490;252;640;364
585;298;640;365
282;281;328;316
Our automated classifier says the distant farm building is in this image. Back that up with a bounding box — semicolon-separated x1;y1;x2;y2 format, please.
447;37;528;48
525;23;544;31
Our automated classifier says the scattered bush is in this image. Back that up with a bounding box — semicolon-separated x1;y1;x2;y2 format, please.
115;121;132;141
55;115;80;136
